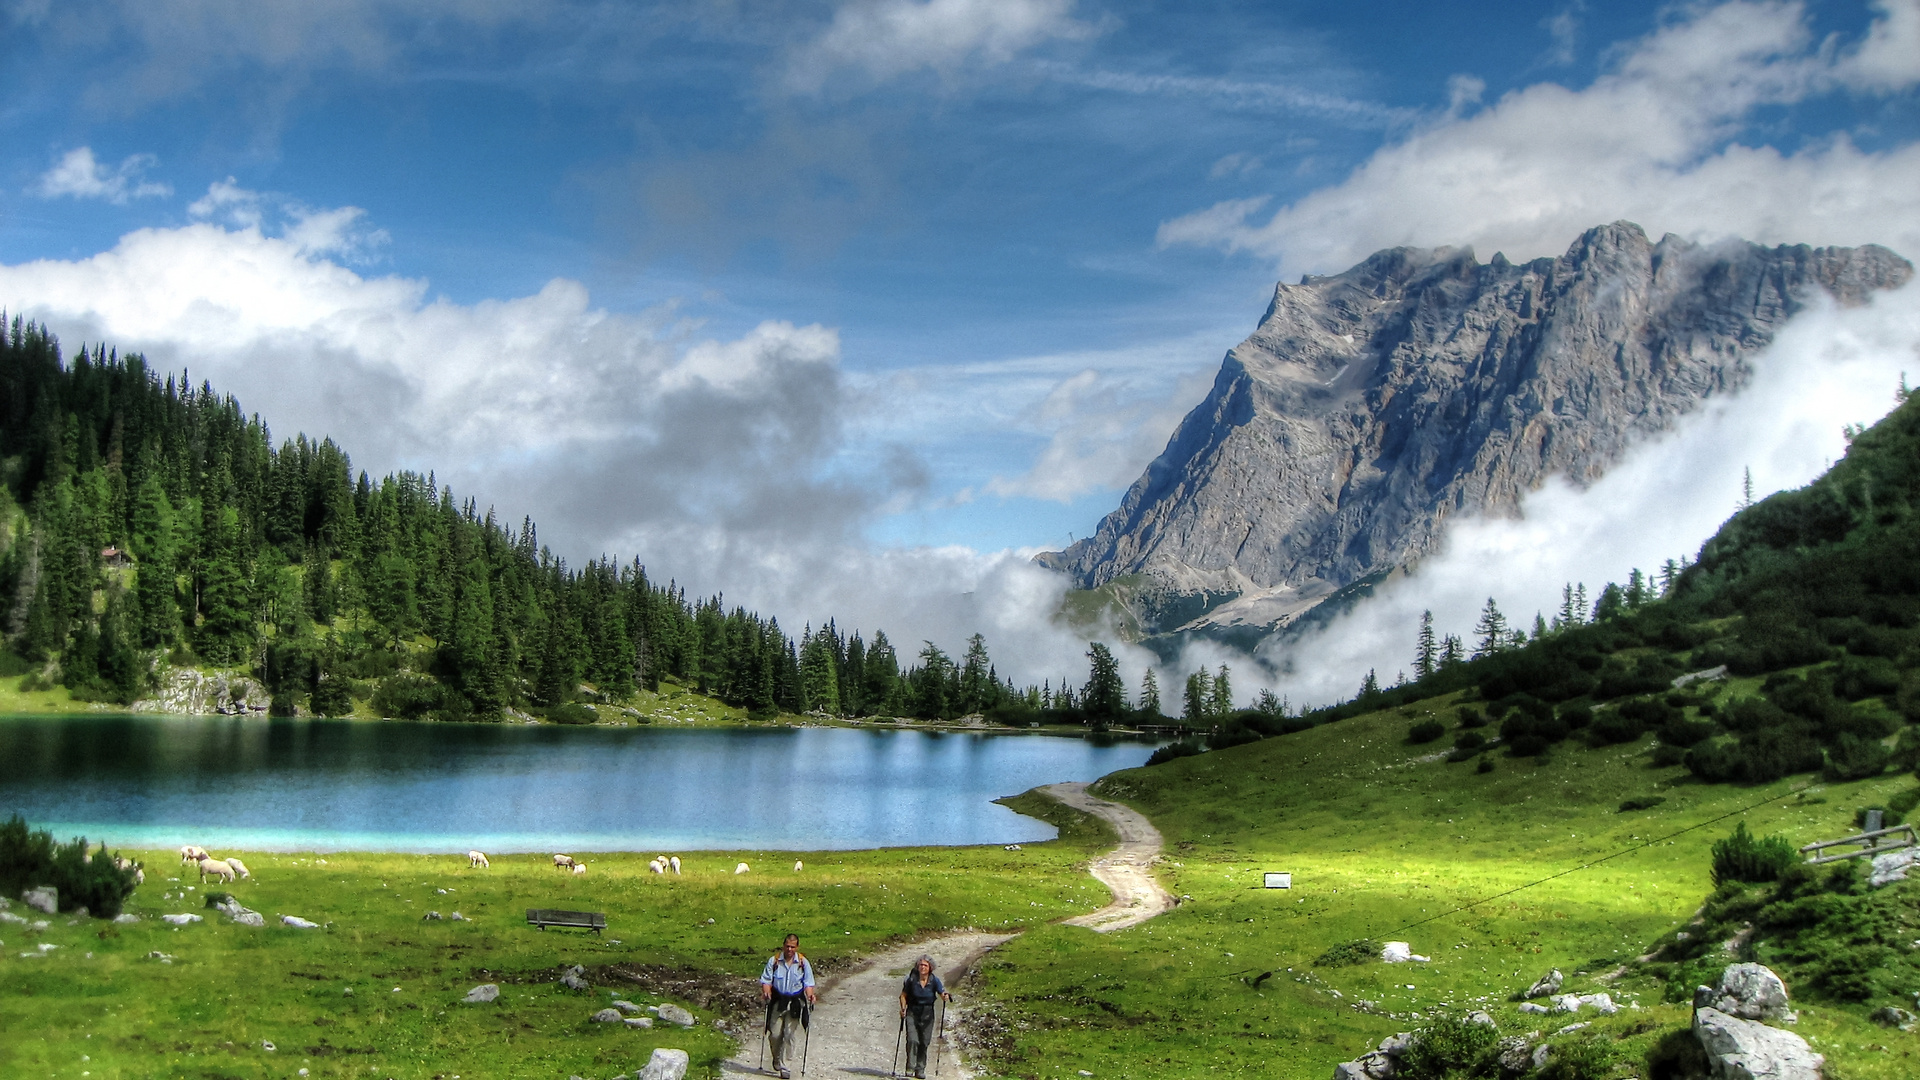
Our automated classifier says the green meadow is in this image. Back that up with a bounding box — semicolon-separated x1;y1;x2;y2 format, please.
966;693;1920;1080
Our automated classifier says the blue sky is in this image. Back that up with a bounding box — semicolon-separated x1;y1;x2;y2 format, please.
0;0;1916;682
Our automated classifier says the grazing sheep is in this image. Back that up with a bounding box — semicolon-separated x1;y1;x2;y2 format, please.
648;858;664;874
553;854;577;871
669;856;680;875
467;850;490;869
197;858;236;884
734;862;750;875
571;862;586;875
225;857;251;880
133;867;145;885
793;860;803;872
180;845;209;865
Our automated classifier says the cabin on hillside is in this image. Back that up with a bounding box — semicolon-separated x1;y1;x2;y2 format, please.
100;546;133;567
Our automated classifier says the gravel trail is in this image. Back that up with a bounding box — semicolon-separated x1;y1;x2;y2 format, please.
1041;781;1175;932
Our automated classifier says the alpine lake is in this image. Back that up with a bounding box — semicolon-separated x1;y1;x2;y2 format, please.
0;713;1161;853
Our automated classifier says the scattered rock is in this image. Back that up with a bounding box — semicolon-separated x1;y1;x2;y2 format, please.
1556;1022;1590;1035
561;972;590;991
281;916;319;929
623;1017;654;1029
1526;970;1564;998
592;1008;625;1023
1376;1033;1415;1059
161;913;203;925
147;951;175;963
1331;1051;1395;1079
1579;993;1618;1015
1531;1044;1552;1071
1519;1003;1549;1015
130;668;271;715
231;910;265;927
22;886;57;914
734;862;750;875
1694;963;1794;1022
1381;941;1428;963
1496;1036;1534;1073
1551;994;1583;1014
450;911;468;921
637;1048;690;1080
112;913;140;924
262;1040;276;1052
657;1003;696;1028
1693;1007;1825;1080
464;984;499;1004
423;911;442;920
611;999;644;1014
0;911;25;925
1869;848;1916;888
1466;1011;1496;1028
1870;1005;1916;1031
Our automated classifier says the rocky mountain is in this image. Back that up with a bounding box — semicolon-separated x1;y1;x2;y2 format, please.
1037;221;1912;637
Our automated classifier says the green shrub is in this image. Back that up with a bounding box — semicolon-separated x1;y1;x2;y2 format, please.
0;813;55;897
1456;707;1488;729
546;703;598;725
1650;742;1689;767
1313;939;1378;967
1398;1014;1500;1080
1886;786;1920;823
1619;796;1667;812
1711;822;1798;887
370;672;443;720
1657;715;1718;747
1145;739;1203;766
1407;720;1446;744
1587;709;1647;746
1824;734;1891;781
1476;757;1495;773
1537;1033;1615;1080
310;674;354;717
1559;703;1593;730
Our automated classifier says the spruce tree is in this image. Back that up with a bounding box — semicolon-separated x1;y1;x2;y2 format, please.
1138;667;1162;718
1210;664;1233;717
1080;642;1125;720
1182;669;1210;724
1414;609;1437;679
1471;597;1507;659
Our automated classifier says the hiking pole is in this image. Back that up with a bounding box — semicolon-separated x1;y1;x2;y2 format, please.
760;997;772;1073
801;1002;812;1077
892;1012;906;1078
932;998;947;1078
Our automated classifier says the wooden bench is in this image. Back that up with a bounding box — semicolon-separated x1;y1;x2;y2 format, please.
526;908;606;934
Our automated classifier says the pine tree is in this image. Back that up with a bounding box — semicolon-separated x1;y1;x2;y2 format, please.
1471;597;1507;659
1413;609;1437;679
1182;669;1211;724
1209;664;1233;717
1359;669;1380;697
1138;667;1162;718
1081;642;1125;721
799;627;842;715
1439;633;1463;668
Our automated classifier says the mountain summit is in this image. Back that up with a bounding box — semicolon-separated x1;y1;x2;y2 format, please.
1037;221;1912;637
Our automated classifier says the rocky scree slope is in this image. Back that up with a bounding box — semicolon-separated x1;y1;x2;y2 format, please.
1037;221;1911;635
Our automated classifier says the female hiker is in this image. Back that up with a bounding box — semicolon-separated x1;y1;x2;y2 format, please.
898;954;951;1079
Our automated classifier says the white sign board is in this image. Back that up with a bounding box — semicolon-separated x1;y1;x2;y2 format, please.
1263;872;1291;889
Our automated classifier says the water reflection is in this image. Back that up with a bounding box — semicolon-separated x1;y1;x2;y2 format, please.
0;715;1157;853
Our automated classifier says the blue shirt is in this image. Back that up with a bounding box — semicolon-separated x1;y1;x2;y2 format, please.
762;953;814;995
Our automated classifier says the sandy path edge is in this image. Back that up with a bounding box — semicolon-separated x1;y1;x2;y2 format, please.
722;931;1015;1079
1041;781;1176;933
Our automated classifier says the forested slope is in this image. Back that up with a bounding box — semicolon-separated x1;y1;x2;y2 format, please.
0;319;1018;721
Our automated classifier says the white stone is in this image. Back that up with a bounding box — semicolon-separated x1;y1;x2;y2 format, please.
657;1003;696;1027
161;913;203;925
611;999;644;1014
1578;992;1618;1015
281;915;319;929
1694;964;1794;1022
22;886;57;914
592;1008;625;1022
1693;1007;1825;1080
112;913;140;924
465;984;499;1003
623;1017;654;1029
1869;848;1916;888
637;1048;689;1080
0;911;25;924
1518;1003;1549;1015
1381;941;1413;963
1526;969;1564;998
1550;994;1583;1014
734;862;750;875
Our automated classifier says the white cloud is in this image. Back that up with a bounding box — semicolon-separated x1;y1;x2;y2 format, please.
788;0;1094;92
980;365;1214;503
1158;0;1920;278
187;178;389;260
34;147;172;204
1260;278;1920;707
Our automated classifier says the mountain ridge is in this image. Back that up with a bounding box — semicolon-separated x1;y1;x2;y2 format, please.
1038;221;1913;636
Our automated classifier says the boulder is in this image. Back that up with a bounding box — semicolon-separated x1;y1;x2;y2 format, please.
1519;1003;1549;1015
112;913;140;924
611;999;644;1014
1869;848;1915;888
1330;1052;1395;1080
1376;1033;1415;1058
637;1048;690;1080
22;887;57;914
0;911;25;924
423;911;442;920
623;1017;654;1029
1693;1007;1825;1080
465;984;499;1004
1870;1005;1915;1031
1526;969;1564;998
1381;941;1412;963
1579;993;1618;1015
161;913;203;925
231;910;266;927
1694;964;1794;1022
1495;1036;1534;1073
561;973;590;991
281;915;319;929
592;1008;625;1023
1550;994;1584;1014
450;911;468;921
657;1003;696;1027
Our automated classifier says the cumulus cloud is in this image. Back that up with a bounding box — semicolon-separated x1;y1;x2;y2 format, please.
0;214;1150;688
980;365;1214;503
187;178;390;260
1259;279;1920;707
34;147;172;204
1158;0;1920;278
787;0;1094;92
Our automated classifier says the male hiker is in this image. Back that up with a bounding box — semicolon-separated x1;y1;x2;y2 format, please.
760;932;816;1079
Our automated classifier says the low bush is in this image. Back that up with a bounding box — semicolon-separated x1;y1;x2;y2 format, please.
546;703;598;726
1650;742;1689;767
1687;728;1824;784
1587;709;1647;746
1558;703;1593;730
1398;1014;1500;1080
370;672;443;720
1619;796;1667;812
1823;733;1890;781
0;816;138;918
1456;707;1488;729
1406;719;1445;744
1145;740;1203;767
1313;939;1378;967
310;674;354;717
1710;822;1797;887
1476;757;1495;773
1537;1033;1615;1080
1657;715;1718;747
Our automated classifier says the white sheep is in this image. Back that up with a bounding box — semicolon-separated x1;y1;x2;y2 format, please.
467;850;490;869
571;862;586;875
197;858;236;884
669;856;680;875
553;854;577;871
225;857;251;880
180;845;208;865
734;862;750;875
648;858;664;874
793;860;803;873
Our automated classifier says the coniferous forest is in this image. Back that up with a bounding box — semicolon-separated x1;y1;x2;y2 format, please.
0;319;1129;724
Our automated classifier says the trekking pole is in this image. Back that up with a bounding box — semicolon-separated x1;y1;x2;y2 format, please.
801;1002;812;1077
760;998;772;1073
892;1012;905;1078
932;998;946;1078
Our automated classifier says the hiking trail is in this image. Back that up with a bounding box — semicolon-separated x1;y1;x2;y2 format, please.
1041;781;1176;932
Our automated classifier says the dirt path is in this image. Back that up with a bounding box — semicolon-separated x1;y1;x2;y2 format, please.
722;931;1014;1079
1041;781;1175;932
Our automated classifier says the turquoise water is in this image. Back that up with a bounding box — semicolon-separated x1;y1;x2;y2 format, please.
0;714;1157;853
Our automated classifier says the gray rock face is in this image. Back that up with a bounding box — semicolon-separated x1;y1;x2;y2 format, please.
638;1048;690;1080
1869;848;1915;887
1696;964;1794;1022
22;887;57;914
1036;222;1912;632
1693;1007;1824;1080
465;983;499;1003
